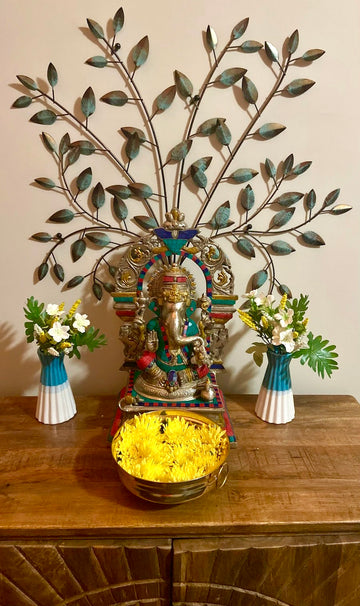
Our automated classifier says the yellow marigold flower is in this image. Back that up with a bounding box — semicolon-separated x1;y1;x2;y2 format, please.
238;310;257;330
280;293;287;310
68;299;81;319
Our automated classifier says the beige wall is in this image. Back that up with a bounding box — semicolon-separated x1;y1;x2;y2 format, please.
1;0;359;401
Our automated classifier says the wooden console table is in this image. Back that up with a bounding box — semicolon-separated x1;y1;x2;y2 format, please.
1;394;360;605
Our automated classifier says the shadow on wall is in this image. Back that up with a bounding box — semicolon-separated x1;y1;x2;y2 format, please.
217;324;259;394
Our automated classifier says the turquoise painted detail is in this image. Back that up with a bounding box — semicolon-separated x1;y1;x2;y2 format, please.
262;346;292;392
211;298;237;305
113;296;135;303
38;350;68;387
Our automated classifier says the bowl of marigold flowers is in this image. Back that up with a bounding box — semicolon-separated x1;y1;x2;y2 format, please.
111;410;230;504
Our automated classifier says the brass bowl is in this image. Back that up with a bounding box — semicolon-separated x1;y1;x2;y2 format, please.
111;409;230;505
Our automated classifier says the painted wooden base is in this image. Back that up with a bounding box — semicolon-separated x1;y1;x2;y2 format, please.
36;381;77;425
255;385;295;424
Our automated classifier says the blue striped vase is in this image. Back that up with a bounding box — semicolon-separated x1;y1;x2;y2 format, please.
36;350;77;424
255;346;295;424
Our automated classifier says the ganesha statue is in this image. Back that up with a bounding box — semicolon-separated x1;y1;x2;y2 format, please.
135;263;214;401
112;210;238;421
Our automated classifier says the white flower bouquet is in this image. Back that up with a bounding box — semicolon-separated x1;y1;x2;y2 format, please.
24;296;106;358
238;291;338;378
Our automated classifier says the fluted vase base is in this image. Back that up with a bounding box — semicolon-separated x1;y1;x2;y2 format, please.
255;385;295;424
36;381;77;425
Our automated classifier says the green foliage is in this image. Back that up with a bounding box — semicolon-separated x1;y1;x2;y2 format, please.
24;296;45;343
292;331;339;378
71;326;107;359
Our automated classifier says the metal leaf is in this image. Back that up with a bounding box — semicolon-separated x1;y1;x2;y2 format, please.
271;207;295;228
212;201;231;228
86;56;108;68
121;126;146;142
30;110;57;125
241;184;255;210
125;132;141;160
132;35;149;68
41;132;57;153
59;133;70;156
12;95;33;108
330;204;352;215
129;183;153;199
306;189;316;210
81;87;96;118
100;90;128;107
239;40;263;53
31;232;53;242
236;237;255;258
290;161;312;177
86;232;111;247
242;76;258;104
70;140;96;156
215;120;232;146
133;215;159;231
190;167;207;189
265;41;279;62
269;240;295;255
16;75;38;91
288;30;299;55
197;117;221;136
206;25;217;51
154;85;176;111
113;7;124;34
93;282;103;300
169;139;193;162
35;177;56;189
232;18;249;40
71;239;86;262
256;123;286;140
285;79;315;96
273;192;303;207
252;269;268;289
38;262;49;281
302;49;325;62
67;275;84;288
174;70;193;98
91;182;105;209
279;284;292;298
230;168;258;183
103;282;115;294
113;197;128;220
282;153;294;176
265;158;276;179
47;63;58;87
106;184;132;199
49;209;75;223
191;156;212;171
217;67;246;87
65;147;80;167
302;231;325;246
76;167;92;191
54;263;64;282
323;189;340;207
87;18;105;40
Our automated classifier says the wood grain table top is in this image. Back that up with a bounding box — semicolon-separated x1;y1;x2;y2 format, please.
1;394;360;539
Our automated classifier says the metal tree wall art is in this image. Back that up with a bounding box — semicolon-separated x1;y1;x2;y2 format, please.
13;9;352;300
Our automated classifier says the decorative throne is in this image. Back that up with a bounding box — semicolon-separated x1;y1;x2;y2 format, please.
111;209;238;445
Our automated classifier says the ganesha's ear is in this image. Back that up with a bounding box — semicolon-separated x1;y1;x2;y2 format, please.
187;299;197;317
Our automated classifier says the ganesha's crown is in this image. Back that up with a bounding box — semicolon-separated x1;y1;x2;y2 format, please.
147;263;196;301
